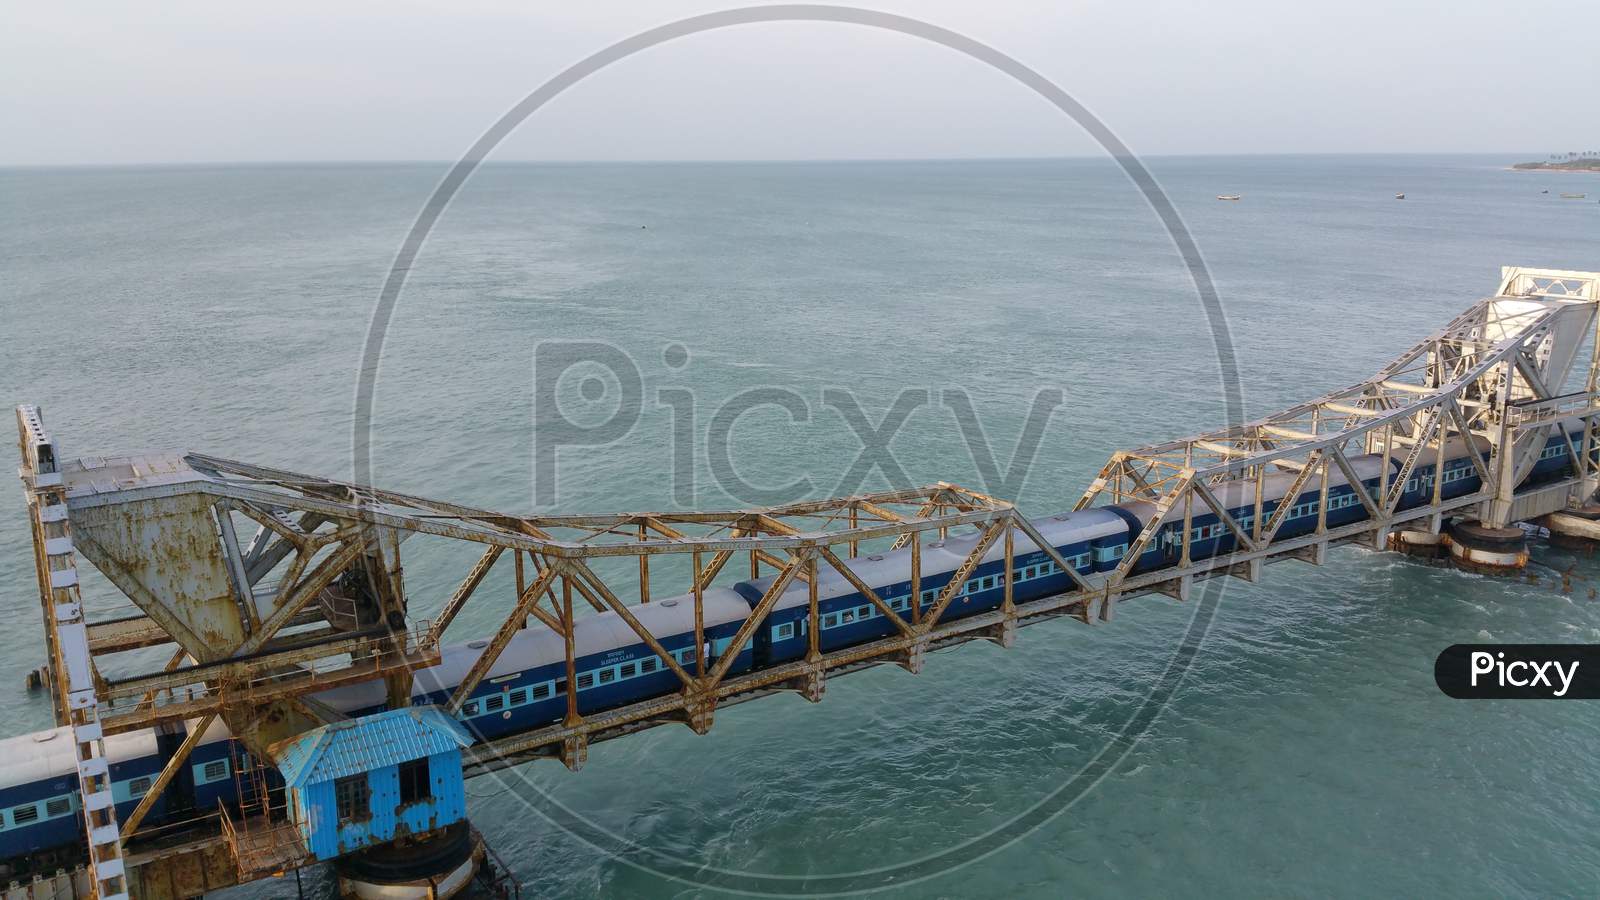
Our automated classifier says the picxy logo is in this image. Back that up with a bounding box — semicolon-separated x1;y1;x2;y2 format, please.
1436;645;1597;699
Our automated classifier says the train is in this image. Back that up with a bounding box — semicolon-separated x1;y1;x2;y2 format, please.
0;425;1583;872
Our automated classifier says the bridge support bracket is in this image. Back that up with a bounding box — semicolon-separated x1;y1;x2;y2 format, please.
1154;575;1192;603
788;666;826;703
898;639;927;675
559;734;588;773
1097;592;1117;624
986;615;1018;649
684;690;717;735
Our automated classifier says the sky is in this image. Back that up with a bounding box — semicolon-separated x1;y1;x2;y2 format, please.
4;0;1598;166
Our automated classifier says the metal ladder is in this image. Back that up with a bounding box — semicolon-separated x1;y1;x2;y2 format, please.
18;406;129;900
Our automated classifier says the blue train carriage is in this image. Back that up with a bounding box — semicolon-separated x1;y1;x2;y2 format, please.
1520;421;1586;487
737;510;1128;666
1380;427;1573;507
188;714;251;813
317;587;756;742
0;728;82;870
0;726;169;875
1107;453;1393;573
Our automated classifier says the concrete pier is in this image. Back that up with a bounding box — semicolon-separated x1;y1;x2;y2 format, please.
1389;528;1447;560
1446;521;1530;574
1538;504;1600;550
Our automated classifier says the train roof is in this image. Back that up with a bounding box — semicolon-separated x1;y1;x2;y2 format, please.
0;728;78;787
0;725;158;791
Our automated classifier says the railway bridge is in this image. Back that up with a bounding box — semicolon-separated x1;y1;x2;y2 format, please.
9;266;1600;899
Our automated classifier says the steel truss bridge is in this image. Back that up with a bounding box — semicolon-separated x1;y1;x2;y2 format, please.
12;266;1600;899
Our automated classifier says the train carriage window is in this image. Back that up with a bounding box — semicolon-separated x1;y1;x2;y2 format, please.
599;669;616;684
45;797;70;818
555;677;568;694
334;774;370;824
202;760;228;784
576;673;594;690
776;622;796;640
128;776;152;798
11;804;38;825
509;689;529;706
841;609;856;624
620;662;637;679
461;702;479;717
860;605;873;618
640;658;658;674
531;683;552;700
483;694;505;713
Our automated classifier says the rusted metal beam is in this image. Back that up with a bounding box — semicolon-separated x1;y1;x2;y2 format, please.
100;644;441;734
563;561;694;687
815;546;912;637
103;625;411;703
705;551;808;687
122;713;216;838
446;565;560;715
924;521;1005;627
231;539;364;657
426;545;503;645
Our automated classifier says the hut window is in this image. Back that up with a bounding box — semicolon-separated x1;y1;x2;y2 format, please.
334;775;370;823
398;758;431;806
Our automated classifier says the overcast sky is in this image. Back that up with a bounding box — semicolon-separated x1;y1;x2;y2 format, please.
5;0;1597;166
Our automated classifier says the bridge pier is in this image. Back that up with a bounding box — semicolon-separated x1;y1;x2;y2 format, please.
1446;521;1529;574
1389;528;1448;560
1539;504;1600;550
335;822;483;900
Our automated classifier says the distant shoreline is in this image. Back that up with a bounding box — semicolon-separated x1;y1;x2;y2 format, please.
1511;160;1600;173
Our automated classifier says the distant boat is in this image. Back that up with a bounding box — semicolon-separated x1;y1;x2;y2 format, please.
1561;192;1587;199
1395;193;1406;200
1217;194;1241;201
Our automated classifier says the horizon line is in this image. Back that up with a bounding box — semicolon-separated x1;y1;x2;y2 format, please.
0;150;1557;172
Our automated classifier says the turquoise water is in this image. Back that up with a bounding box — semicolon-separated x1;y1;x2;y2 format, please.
3;155;1600;897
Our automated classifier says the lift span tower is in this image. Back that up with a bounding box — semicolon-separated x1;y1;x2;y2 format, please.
9;266;1600;899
